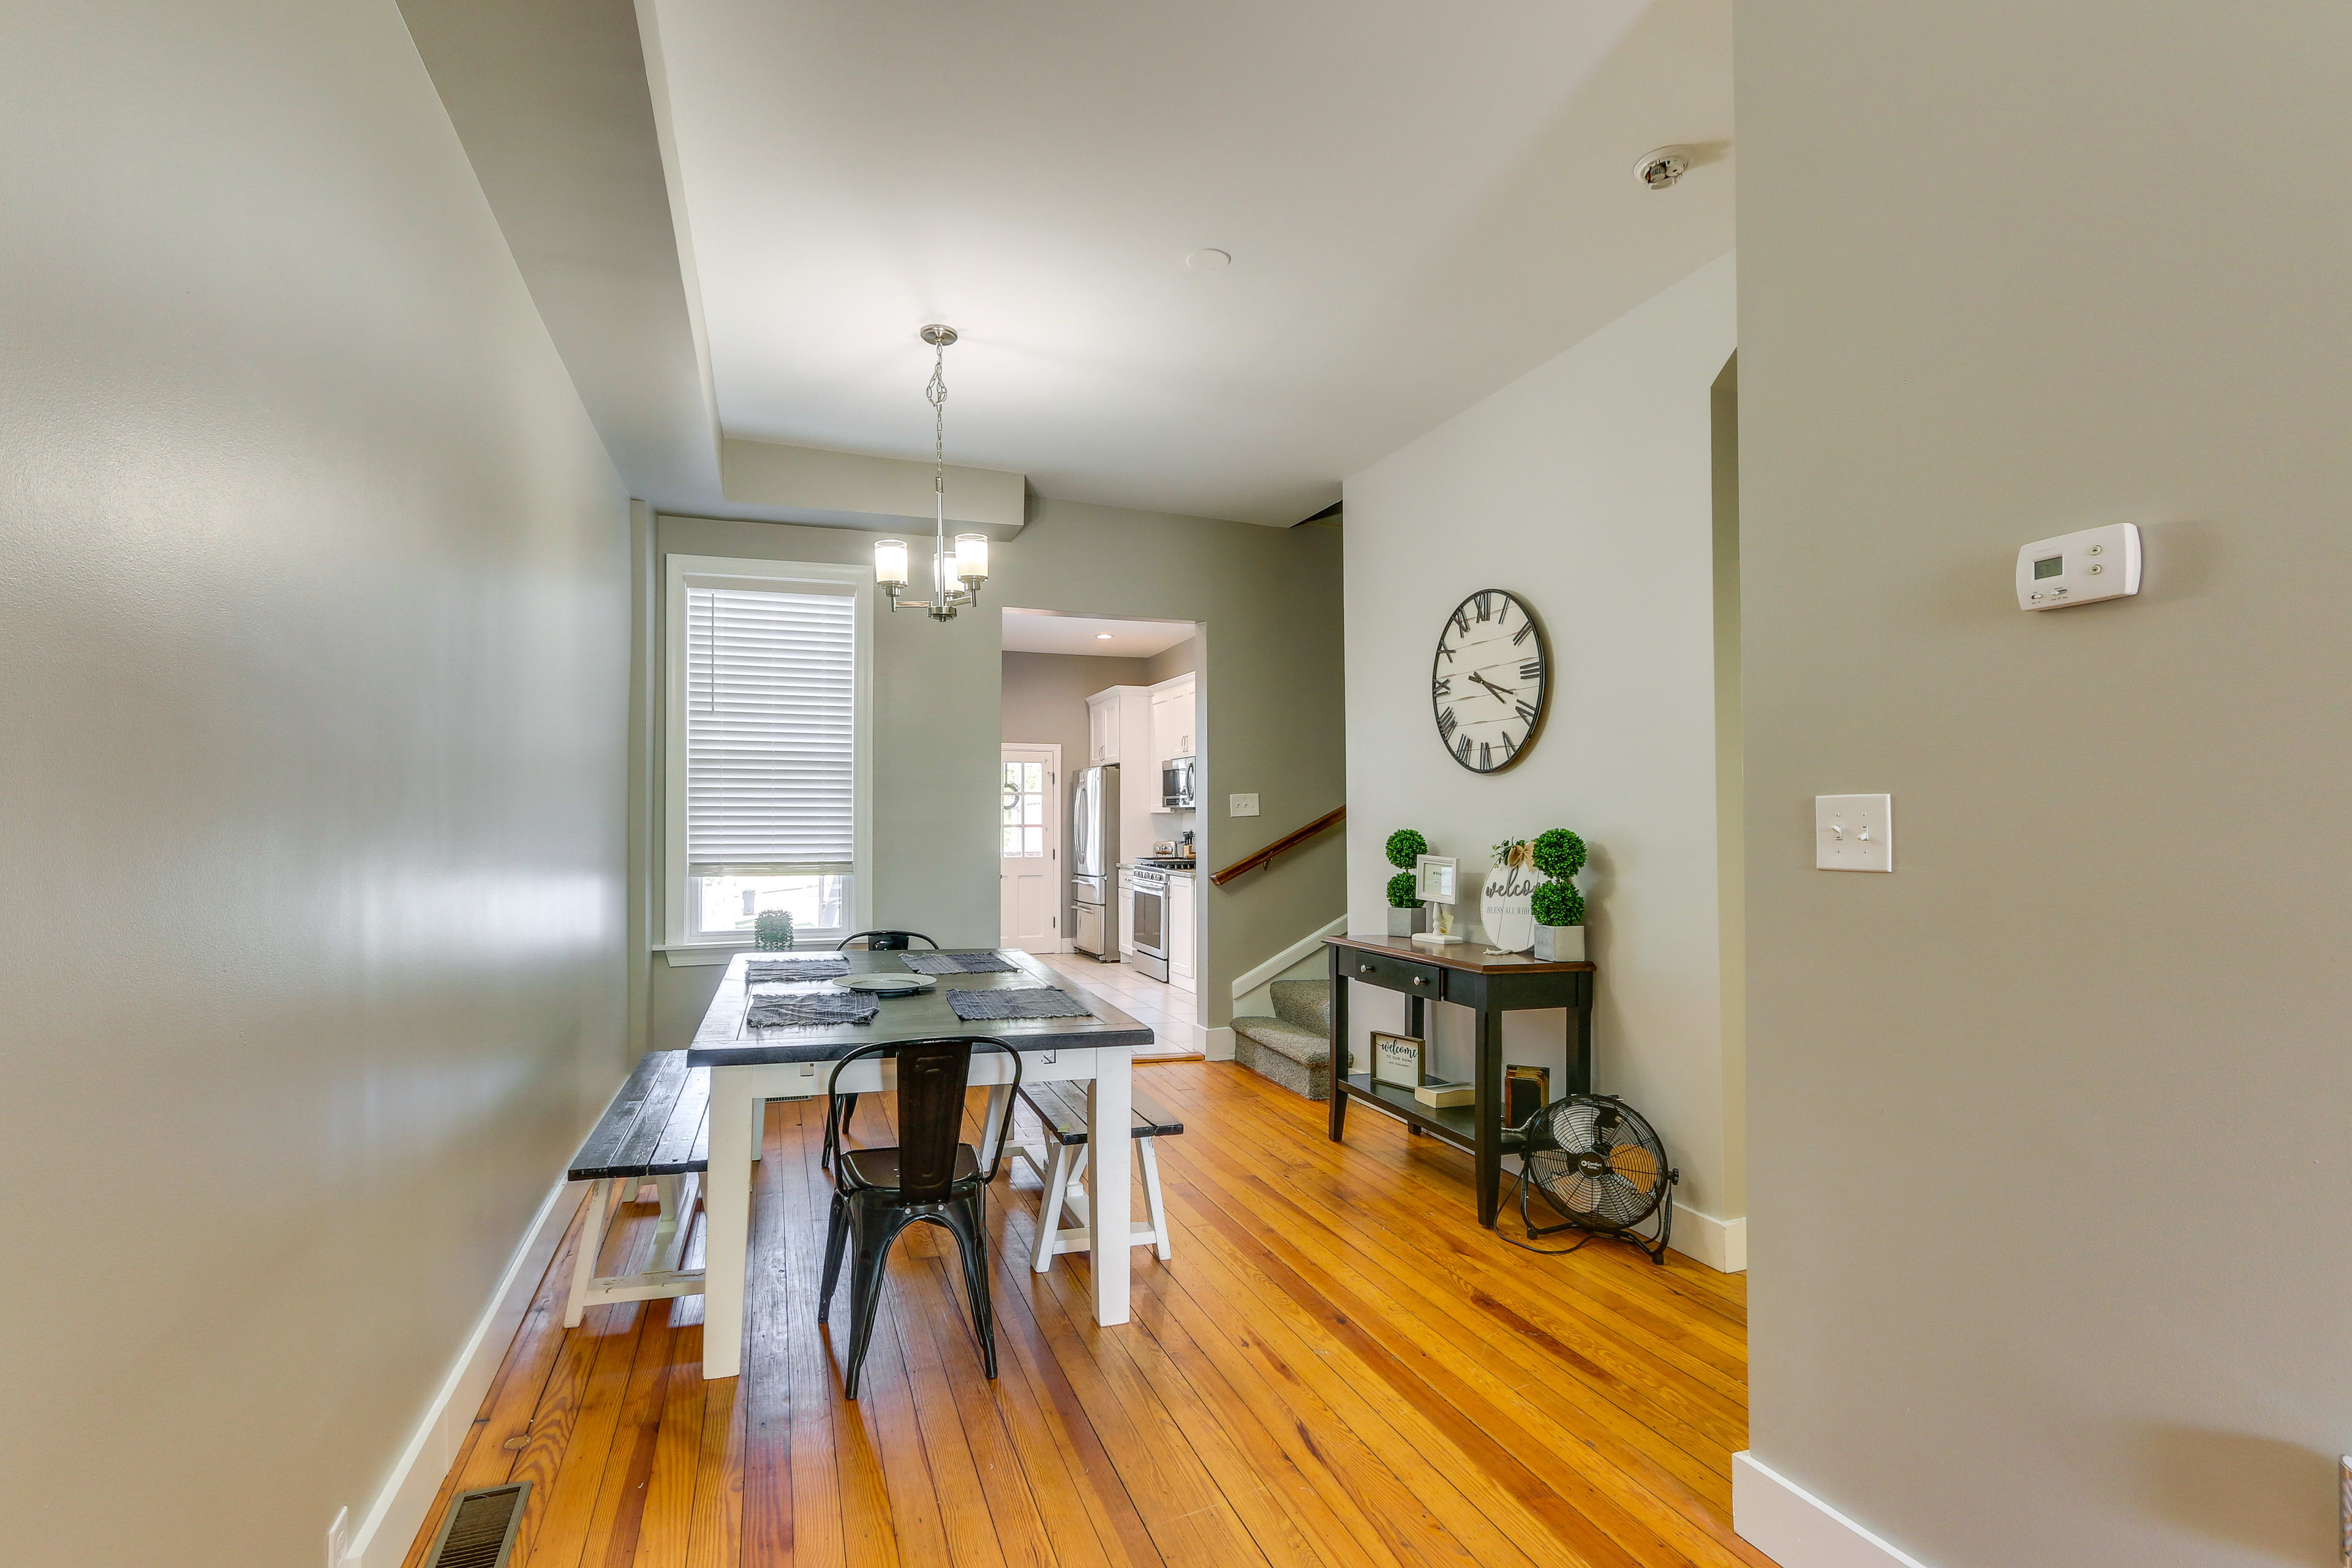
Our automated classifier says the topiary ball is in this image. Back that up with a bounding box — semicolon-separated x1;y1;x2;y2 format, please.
753;908;796;951
1385;870;1421;908
1531;827;1587;881
1531;879;1585;927
1385;829;1429;870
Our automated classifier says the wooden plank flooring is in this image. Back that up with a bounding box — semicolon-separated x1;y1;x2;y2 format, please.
402;1061;1766;1568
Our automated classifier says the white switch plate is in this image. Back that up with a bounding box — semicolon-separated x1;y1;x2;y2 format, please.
1229;793;1260;817
1816;794;1893;872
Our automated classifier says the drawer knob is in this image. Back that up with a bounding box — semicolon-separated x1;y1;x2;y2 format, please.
1359;963;1373;974
1411;976;1430;987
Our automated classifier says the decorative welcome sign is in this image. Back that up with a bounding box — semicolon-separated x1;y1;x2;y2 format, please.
1481;840;1537;953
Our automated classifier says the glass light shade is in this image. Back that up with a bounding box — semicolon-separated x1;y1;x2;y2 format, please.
873;538;910;587
954;532;989;583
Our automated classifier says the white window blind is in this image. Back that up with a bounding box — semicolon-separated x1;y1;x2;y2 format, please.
684;585;855;876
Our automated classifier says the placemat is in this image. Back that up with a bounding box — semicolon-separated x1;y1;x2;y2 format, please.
946;986;1093;1022
747;990;878;1028
745;956;850;982
899;951;1019;975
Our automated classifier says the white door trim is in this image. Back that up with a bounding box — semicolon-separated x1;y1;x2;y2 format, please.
1000;742;1065;951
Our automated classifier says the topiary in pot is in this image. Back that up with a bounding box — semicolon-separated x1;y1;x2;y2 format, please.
1530;829;1587;961
753;908;795;951
1383;836;1428;936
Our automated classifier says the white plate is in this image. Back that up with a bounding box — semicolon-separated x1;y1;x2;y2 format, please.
833;974;935;995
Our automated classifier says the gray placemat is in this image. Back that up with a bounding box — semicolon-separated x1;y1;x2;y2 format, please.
899;951;1019;975
747;990;879;1028
745;956;850;982
946;986;1093;1022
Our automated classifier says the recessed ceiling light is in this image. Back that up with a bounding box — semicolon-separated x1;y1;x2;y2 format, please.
1096;633;1115;639
1185;248;1232;271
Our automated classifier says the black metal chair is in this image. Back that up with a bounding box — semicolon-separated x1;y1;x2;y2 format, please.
834;930;938;951
817;1036;1022;1398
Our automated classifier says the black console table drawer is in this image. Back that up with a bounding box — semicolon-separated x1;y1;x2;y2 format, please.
1341;949;1440;995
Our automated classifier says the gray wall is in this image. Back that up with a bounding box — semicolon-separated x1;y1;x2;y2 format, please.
1144;635;1200;685
1342;257;1744;1253
0;4;630;1564
1741;5;2352;1563
646;502;1344;1046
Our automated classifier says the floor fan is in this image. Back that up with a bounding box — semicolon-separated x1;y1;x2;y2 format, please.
1504;1095;1679;1263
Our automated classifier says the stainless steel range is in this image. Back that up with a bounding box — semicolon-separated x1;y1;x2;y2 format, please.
1128;863;1170;982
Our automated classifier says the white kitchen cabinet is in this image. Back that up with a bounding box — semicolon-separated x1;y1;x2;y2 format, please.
1148;674;1196;764
1167;872;1196;990
1117;867;1136;957
1085;688;1119;764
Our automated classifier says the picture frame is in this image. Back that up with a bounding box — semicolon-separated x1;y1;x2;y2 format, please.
1370;1031;1427;1090
1504;1063;1551;1125
1413;854;1458;905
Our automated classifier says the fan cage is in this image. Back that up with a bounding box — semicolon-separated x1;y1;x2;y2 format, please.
1508;1094;1679;1263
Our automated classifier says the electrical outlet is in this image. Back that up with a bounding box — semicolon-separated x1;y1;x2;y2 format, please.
1815;794;1893;872
326;1506;350;1567
1229;793;1260;817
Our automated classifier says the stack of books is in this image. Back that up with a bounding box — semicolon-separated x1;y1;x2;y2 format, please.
1413;1078;1474;1108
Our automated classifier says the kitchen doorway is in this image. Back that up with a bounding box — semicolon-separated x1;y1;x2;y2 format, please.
1000;742;1061;950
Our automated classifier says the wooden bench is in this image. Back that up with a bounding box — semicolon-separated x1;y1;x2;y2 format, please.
1011;1080;1183;1274
564;1051;710;1327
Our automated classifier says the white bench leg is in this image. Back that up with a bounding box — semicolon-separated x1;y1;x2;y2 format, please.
1139;1136;1172;1261
1033;1144;1077;1274
564;1179;609;1329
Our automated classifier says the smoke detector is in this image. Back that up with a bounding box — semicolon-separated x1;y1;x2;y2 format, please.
1633;146;1694;190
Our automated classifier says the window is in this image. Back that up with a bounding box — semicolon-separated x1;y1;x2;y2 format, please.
1002;758;1046;858
666;556;869;949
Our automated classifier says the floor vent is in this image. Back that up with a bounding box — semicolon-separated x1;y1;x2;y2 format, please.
421;1481;529;1568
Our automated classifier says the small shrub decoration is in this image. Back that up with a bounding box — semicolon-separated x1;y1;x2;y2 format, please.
1531;828;1587;881
753;908;796;951
1384;829;1428;870
1531;879;1585;928
1385;870;1422;908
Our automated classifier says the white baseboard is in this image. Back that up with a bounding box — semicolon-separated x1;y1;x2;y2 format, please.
1229;914;1347;1000
1204;1025;1235;1061
1673;1205;1746;1273
1733;1453;1934;1568
344;1178;581;1567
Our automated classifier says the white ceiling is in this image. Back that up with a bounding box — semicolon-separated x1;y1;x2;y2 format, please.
646;0;1732;526
1001;609;1196;658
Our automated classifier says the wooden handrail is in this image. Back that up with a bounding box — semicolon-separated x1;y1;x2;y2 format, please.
1210;805;1344;886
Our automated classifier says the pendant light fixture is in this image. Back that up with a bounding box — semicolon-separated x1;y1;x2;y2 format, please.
873;324;988;620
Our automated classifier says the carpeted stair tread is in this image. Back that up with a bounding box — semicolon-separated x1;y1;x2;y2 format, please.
1230;1015;1329;1066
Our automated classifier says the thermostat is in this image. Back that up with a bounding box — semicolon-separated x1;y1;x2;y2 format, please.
2016;522;2141;611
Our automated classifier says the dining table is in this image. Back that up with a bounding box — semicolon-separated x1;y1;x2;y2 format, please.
687;946;1154;1379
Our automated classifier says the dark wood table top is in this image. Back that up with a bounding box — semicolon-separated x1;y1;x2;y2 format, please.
685;948;1156;1068
1324;930;1596;975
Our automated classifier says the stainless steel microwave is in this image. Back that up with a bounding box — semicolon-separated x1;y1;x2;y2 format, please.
1160;755;1196;810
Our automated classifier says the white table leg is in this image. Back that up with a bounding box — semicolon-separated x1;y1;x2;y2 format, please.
702;1065;753;1379
750;1093;764;1161
1087;1048;1132;1326
978;1082;1013;1167
564;1180;606;1329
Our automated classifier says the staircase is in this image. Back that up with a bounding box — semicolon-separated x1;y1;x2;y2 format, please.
1231;978;1333;1101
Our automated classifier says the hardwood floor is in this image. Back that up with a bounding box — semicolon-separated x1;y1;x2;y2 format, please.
402;1060;1766;1568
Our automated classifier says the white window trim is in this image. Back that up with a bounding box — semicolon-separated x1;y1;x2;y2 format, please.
662;552;873;951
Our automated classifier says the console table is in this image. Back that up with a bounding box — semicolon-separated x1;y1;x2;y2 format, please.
1323;933;1596;1227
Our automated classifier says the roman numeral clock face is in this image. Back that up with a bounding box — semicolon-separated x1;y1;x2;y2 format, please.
1431;589;1546;774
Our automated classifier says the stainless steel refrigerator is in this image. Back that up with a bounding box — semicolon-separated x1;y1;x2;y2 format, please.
1069;764;1120;960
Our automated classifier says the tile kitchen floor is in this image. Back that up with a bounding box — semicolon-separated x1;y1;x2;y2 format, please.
1044;953;1208;1056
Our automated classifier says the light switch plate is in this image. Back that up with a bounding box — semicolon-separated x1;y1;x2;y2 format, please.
1229;793;1260;817
1816;794;1893;872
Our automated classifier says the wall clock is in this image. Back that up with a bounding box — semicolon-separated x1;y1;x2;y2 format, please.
1430;589;1546;774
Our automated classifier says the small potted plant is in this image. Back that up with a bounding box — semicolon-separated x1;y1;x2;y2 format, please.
753;908;795;951
1529;827;1587;961
1384;829;1428;937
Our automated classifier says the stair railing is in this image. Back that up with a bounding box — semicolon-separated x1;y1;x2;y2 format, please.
1209;805;1344;886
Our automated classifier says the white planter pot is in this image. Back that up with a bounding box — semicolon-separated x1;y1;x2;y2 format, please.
1385;905;1428;937
1532;924;1584;962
